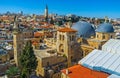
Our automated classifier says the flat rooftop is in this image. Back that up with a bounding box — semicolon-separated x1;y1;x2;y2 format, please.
34;48;57;58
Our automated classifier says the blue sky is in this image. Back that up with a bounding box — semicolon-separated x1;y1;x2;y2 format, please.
0;0;120;18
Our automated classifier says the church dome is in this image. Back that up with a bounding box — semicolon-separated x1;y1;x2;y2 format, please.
72;21;95;38
96;23;114;33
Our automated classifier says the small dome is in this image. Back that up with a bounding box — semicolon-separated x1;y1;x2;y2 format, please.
96;23;114;33
72;21;95;38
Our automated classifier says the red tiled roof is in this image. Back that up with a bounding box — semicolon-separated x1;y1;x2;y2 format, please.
61;65;109;78
38;25;53;29
40;22;48;25
32;40;39;45
44;32;53;37
34;32;44;38
0;25;4;28
32;42;39;45
58;27;77;32
0;16;14;21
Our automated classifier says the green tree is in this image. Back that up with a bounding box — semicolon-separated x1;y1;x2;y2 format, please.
20;41;38;78
56;21;63;26
45;17;48;23
6;66;20;78
50;17;54;24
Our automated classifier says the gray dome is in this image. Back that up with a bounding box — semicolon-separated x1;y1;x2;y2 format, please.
72;21;95;38
96;23;114;33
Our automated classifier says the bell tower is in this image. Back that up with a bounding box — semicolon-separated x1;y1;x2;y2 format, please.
44;4;48;22
13;16;24;66
57;27;77;67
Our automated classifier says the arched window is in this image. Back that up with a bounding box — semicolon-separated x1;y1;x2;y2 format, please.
111;35;113;38
61;49;64;52
63;35;64;40
47;62;49;66
103;35;105;39
59;35;61;40
69;35;74;41
80;35;83;37
97;35;99;38
71;56;73;60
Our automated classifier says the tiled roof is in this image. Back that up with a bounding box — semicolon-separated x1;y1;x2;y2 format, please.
61;65;109;78
32;40;39;45
38;26;53;29
32;42;39;45
58;27;77;32
39;22;48;25
34;32;44;38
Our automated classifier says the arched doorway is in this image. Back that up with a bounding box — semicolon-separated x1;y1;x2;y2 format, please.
59;44;64;52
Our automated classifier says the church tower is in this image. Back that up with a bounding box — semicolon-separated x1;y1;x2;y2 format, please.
13;16;24;66
44;4;48;22
57;27;77;67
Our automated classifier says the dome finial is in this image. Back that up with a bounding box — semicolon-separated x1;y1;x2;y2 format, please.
109;18;112;23
104;16;108;23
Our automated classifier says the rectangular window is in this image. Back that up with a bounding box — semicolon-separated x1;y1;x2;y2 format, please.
103;35;105;39
111;35;112;38
72;36;74;41
59;35;61;40
97;35;99;38
47;62;49;66
63;35;64;40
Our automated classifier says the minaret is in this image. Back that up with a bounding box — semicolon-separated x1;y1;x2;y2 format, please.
13;16;24;66
44;4;48;22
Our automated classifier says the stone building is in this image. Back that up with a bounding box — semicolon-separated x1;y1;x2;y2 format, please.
0;49;8;63
23;30;33;39
35;27;83;78
57;27;82;66
12;15;115;78
72;21;115;57
34;20;115;78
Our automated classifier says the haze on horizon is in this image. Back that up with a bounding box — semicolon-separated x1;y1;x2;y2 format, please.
0;0;120;18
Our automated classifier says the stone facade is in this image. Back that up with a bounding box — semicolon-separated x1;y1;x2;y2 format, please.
13;31;24;66
0;55;8;63
35;28;83;78
96;32;115;40
80;30;115;57
36;55;66;78
23;31;33;39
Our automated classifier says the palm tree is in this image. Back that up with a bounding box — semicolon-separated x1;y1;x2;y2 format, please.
6;66;20;78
